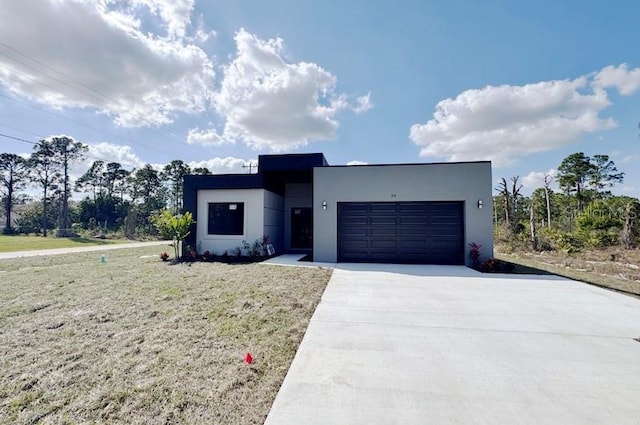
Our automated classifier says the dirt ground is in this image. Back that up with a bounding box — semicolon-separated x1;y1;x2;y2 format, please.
0;247;332;424
496;245;640;296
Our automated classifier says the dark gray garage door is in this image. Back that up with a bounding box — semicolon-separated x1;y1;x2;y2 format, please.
338;202;464;264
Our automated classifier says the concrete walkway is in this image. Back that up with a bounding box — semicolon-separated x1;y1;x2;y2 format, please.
264;264;640;425
0;240;170;260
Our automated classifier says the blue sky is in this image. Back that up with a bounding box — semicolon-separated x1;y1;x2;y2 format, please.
0;0;638;196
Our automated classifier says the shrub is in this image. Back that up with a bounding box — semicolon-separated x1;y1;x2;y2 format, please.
151;210;194;260
480;258;515;273
184;245;197;261
582;230;618;248
468;242;482;268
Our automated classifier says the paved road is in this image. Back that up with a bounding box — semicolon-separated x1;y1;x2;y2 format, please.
264;263;640;425
0;240;170;260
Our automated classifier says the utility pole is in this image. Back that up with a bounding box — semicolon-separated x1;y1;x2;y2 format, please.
242;162;257;174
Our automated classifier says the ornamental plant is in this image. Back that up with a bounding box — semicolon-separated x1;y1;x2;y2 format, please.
152;210;195;261
468;242;482;269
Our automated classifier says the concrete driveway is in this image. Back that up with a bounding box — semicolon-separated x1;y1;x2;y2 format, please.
264;264;640;425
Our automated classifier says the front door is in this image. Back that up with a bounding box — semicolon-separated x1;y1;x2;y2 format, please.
291;208;313;249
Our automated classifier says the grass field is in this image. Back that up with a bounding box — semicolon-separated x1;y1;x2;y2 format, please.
0;246;332;424
497;246;640;297
0;235;132;253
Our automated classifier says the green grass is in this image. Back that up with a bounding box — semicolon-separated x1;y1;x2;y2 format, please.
0;246;332;424
0;234;132;253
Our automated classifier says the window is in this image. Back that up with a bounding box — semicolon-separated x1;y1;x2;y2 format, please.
208;202;244;235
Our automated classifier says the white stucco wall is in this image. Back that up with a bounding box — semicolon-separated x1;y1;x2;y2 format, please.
313;162;493;265
197;189;265;255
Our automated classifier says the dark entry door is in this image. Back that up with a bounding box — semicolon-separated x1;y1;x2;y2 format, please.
338;201;464;264
291;208;313;249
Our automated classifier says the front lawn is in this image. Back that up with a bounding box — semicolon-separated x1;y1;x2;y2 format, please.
0;246;332;424
0;234;131;253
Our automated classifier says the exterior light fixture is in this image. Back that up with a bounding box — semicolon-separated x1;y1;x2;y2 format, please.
477;199;483;209
322;201;327;210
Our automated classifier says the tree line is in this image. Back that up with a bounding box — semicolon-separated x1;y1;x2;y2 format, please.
0;136;212;237
494;152;639;252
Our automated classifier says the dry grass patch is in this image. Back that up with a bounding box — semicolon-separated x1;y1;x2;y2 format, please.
496;246;640;296
0;247;332;424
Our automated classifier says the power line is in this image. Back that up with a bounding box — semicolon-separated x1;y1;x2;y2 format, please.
0;41;201;150
0;49;111;107
0;42;119;106
0;93;167;155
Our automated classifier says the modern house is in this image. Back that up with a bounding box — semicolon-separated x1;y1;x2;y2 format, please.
183;153;493;265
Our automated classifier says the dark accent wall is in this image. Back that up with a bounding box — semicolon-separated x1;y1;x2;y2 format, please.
181;153;328;254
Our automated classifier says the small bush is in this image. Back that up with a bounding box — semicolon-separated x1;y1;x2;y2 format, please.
582;230;618;248
468;242;482;268
480;258;515;273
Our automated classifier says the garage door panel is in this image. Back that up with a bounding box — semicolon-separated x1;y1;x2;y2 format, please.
398;240;427;249
398;228;430;237
370;228;397;237
341;227;367;236
432;240;459;249
342;217;368;226
370;204;397;213
369;252;400;261
399;217;429;225
370;240;398;249
342;238;368;248
431;216;460;224
341;251;369;260
432;229;461;237
338;201;464;264
371;217;398;225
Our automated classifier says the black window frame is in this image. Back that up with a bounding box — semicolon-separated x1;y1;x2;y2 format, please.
208;202;245;235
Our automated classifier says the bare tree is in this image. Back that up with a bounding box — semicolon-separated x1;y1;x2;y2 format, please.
529;201;537;251
620;201;636;249
510;176;522;224
543;173;553;227
495;178;511;227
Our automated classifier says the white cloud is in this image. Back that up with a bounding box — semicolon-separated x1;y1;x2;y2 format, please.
522;169;558;190
409;67;637;167
621;154;638;164
186;128;228;147
0;0;214;127
213;29;368;151
68;141;144;189
346;160;368;166
188;157;255;174
353;93;373;114
593;64;640;95
130;0;194;39
87;142;145;169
